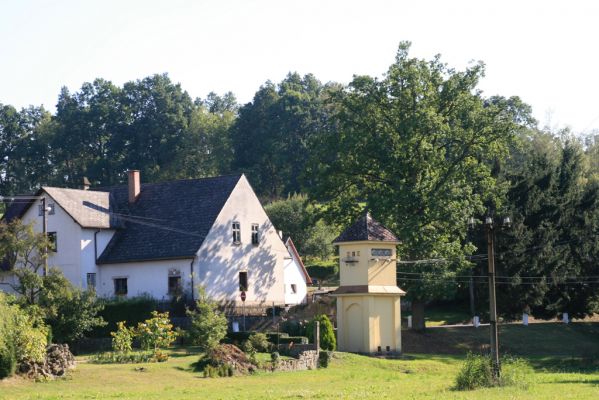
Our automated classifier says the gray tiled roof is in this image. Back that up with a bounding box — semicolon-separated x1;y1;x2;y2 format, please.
43;187;111;228
333;212;399;243
96;174;242;264
1;188;110;228
2;174;243;265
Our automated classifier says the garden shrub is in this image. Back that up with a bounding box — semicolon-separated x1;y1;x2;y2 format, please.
455;353;494;390
13;313;48;363
455;353;535;391
500;356;535;389
248;332;271;352
135;311;177;352
38;269;105;343
270;351;280;365
307;314;336;351
280;319;307;337
0;293;48;379
186;287;227;350
111;321;133;354
91;296;157;338
318;350;332;368
0;345;17;379
91;351;155;364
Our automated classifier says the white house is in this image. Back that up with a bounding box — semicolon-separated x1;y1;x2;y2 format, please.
283;237;312;305
1;171;301;306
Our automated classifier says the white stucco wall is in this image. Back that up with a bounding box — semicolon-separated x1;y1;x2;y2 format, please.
80;229;115;290
97;258;193;299
196;175;287;306
20;195;83;285
283;256;308;305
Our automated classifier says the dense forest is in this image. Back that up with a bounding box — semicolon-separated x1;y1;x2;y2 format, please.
2;43;598;321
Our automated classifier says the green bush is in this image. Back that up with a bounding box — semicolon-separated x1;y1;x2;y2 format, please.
91;296;157;338
318;350;332;368
307;314;336;351
38;269;105;343
455;353;494;390
90;350;155;364
280;319;307;337
455;353;534;391
135;311;177;352
111;321;134;354
0;293;48;379
305;260;338;281
186;287;227;351
0;345;17;379
13;313;48;363
248;333;271;352
500;356;535;389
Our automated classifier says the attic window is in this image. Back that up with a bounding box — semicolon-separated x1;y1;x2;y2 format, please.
38;203;55;216
232;222;241;244
291;284;297;294
251;224;259;245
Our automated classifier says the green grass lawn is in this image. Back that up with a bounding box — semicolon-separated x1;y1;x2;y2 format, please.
1;348;598;399
404;322;599;356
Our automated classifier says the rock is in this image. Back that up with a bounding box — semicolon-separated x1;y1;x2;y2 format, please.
19;344;76;380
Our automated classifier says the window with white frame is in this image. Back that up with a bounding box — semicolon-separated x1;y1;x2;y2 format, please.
251;223;259;245
232;221;241;243
114;278;128;296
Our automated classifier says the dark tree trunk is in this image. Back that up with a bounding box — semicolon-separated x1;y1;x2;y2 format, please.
411;300;426;332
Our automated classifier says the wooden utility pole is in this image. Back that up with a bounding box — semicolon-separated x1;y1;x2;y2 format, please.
486;222;500;379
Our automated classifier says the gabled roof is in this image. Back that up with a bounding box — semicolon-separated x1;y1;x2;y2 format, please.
43;187;111;228
285;237;312;284
96;174;242;264
2;174;244;265
333;212;399;243
1;187;110;229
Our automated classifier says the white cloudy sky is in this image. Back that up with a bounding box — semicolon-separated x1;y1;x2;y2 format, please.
2;0;599;133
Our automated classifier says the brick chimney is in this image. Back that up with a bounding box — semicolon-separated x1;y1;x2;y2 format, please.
128;170;140;204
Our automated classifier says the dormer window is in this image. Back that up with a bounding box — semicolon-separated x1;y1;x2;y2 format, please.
232;222;241;244
251;224;259;245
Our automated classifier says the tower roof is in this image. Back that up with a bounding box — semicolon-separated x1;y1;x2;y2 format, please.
333;212;399;243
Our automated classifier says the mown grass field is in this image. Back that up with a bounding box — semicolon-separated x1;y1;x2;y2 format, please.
1;323;598;400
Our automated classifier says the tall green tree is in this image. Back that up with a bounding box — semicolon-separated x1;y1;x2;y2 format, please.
231;73;339;198
494;134;599;319
52;79;124;186
264;194;338;259
0;104;52;195
310;43;534;330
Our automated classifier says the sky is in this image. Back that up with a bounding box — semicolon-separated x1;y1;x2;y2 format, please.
2;0;599;133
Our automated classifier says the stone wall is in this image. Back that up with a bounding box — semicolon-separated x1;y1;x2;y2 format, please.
274;350;319;372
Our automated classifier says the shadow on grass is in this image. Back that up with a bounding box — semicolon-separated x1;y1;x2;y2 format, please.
527;356;599;374
551;379;599;385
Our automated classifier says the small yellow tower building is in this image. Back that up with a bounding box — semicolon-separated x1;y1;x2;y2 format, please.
332;212;405;353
